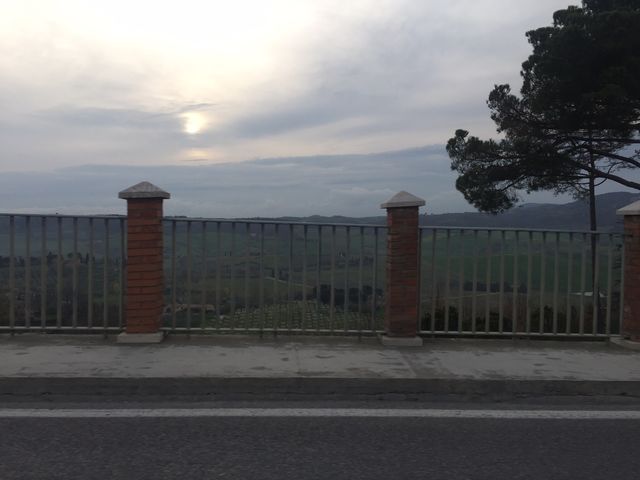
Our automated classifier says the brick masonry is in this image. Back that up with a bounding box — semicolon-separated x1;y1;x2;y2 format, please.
623;216;640;341
384;206;420;337
125;198;165;334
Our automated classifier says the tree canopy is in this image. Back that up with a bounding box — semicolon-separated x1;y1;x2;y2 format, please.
447;0;640;216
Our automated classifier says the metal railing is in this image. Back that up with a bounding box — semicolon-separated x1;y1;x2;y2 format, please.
0;214;126;332
161;218;387;335
1;212;626;339
419;227;625;338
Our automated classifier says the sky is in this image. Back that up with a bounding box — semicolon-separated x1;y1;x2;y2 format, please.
0;0;602;217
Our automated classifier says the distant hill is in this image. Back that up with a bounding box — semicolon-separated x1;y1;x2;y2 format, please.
270;192;640;232
425;192;640;231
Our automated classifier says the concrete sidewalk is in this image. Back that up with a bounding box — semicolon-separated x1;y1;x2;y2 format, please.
1;334;640;397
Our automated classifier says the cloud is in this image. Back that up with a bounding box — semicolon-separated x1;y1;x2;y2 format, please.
0;0;574;171
3;143;635;219
36;106;179;130
193;0;574;157
0;146;469;217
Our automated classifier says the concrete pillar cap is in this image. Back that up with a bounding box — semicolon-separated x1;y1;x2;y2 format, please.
617;200;640;216
119;181;170;200
381;191;425;209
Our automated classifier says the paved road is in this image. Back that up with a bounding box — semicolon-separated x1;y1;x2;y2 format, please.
1;400;639;480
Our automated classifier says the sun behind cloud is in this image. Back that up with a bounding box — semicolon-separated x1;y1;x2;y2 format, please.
182;112;207;135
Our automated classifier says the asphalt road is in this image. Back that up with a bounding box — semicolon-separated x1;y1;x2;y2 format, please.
1;400;639;480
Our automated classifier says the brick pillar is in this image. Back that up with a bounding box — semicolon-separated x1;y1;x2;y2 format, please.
117;181;170;344
617;201;640;343
380;191;425;347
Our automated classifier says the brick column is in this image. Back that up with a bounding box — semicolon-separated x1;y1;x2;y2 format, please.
117;181;170;344
380;191;425;347
616;201;640;344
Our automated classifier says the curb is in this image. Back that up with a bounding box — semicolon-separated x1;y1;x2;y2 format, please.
2;378;640;398
610;336;640;351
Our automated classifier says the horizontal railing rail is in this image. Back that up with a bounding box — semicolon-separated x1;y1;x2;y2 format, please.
164;216;386;229
419;226;625;338
422;224;624;235
0;213;126;220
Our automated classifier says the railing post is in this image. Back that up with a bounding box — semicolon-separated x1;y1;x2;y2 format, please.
380;191;425;346
117;181;170;343
616;201;640;344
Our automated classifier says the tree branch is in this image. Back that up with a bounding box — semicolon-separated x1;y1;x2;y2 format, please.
588;149;640;168
566;135;640;144
565;158;640;189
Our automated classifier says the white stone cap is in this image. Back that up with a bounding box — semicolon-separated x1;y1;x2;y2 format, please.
381;191;426;209
119;181;170;200
617;200;640;216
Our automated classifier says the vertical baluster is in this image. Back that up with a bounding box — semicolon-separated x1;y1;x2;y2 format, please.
119;218;125;330
526;231;532;334
444;229;451;332
458;229;464;333
371;227;378;331
316;226;322;332
430;229;438;333
358;226;364;332
499;230;505;333
485;230;492;333
471;230;478;334
273;224;279;335
202;221;208;330
288;224;294;333
458;230;464;333
216;222;224;330
618;236;625;335
72;218;78;328
511;231;519;335
605;234;614;336
9;216;15;330
103;218;109;332
245;223;250;332
418;229;424;333
579;233;587;335
302;225;308;332
171;220;177;330
57;217;63;328
330;225;336;333
40;217;47;329
592;233;600;335
230;222;236;330
186;221;192;332
25;216;32;329
88;218;93;329
259;223;265;335
553;232;560;335
344;226;350;332
539;232;546;334
566;233;573;334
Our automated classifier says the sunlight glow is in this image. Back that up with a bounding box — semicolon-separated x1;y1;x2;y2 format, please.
182;112;207;135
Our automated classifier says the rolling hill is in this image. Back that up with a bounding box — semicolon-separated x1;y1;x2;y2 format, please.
271;192;640;232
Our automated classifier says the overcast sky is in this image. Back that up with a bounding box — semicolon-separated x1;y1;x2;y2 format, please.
1;0;593;216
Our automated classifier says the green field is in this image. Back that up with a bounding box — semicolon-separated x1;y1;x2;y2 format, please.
419;230;622;334
164;301;383;334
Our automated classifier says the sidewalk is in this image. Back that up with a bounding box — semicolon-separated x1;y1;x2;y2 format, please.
1;334;640;397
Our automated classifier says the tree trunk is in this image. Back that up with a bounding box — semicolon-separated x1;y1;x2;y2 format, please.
588;170;597;233
588;149;601;333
